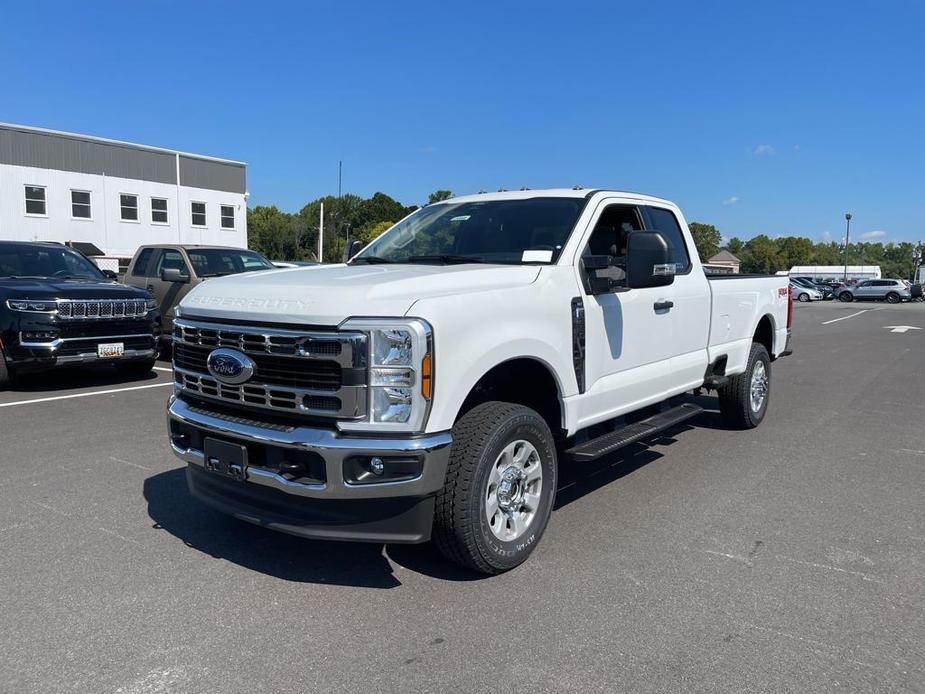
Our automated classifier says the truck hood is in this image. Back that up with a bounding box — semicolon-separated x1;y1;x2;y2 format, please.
178;263;541;326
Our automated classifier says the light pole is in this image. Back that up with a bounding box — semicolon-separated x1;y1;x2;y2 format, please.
843;213;852;282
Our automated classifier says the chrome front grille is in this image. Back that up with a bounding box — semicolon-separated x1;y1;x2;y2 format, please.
57;299;147;319
172;319;368;419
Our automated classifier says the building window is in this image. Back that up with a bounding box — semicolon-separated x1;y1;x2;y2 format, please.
71;190;92;219
220;205;235;229
151;197;168;224
120;194;139;221
191;201;206;227
25;185;46;216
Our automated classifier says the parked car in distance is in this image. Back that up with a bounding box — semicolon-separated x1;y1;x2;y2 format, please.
123;245;274;334
271;261;320;269
166;188;792;574
0;241;161;388
790;280;822;302
792;277;833;300
834;279;912;303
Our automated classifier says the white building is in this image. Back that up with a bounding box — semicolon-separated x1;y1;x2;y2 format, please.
788;265;881;281
0;122;247;272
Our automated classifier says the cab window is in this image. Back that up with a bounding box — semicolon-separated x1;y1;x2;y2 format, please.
645;206;691;272
582;204;644;286
154;249;189;277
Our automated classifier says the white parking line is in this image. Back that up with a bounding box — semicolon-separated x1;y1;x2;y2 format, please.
0;382;173;409
821;308;882;325
152;366;173;372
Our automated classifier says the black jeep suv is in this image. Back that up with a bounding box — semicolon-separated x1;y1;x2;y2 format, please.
0;241;161;388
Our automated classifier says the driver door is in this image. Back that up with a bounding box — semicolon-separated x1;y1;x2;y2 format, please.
575;201;676;428
149;248;191;332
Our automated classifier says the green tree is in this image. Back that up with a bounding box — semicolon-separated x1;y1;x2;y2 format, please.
687;222;722;262
428;189;453;204
741;234;783;274
776;236;814;269
247;206;311;261
355;220;393;244
726;237;744;256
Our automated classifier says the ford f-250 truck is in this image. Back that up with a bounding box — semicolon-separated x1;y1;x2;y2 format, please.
166;189;792;574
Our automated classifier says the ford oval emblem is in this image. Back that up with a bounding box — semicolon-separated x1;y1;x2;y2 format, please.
206;348;255;385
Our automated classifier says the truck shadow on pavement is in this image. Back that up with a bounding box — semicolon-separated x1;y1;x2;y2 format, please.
8;365;161;393
143;420;701;587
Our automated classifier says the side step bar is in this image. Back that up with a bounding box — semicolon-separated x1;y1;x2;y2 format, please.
566;403;703;461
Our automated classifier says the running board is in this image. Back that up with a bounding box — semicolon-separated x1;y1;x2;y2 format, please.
566;403;703;461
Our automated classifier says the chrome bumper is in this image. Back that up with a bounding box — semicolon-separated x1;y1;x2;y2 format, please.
167;396;453;500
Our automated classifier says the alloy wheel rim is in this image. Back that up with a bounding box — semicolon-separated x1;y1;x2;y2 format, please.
485;440;543;541
750;360;768;412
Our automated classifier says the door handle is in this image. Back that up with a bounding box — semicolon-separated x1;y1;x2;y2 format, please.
654;300;674;311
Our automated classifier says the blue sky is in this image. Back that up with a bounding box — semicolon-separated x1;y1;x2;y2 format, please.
2;1;923;243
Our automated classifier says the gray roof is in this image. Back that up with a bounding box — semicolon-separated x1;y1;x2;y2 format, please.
708;250;741;263
0;122;246;194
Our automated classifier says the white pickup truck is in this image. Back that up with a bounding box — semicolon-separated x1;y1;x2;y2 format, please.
167;189;792;573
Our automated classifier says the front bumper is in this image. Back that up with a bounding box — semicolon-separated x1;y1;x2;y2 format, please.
3;315;159;372
167;396;453;543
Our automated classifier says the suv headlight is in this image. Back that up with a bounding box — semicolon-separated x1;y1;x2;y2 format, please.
145;298;158;311
6;299;57;312
338;318;434;433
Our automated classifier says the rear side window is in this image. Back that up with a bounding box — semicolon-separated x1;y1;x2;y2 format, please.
132;248;155;277
645;206;691;272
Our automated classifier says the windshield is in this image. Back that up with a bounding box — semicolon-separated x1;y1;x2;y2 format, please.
352;197;586;265
186;249;274;277
0;243;106;280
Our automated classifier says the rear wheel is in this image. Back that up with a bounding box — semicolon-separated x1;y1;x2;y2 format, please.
717;342;771;429
114;358;156;378
798;292;810;302
886;292;901;304
434;402;558;574
839;292;854;302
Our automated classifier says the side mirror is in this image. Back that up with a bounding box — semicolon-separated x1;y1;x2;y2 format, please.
626;231;675;288
161;267;190;283
345;239;365;261
102;269;118;280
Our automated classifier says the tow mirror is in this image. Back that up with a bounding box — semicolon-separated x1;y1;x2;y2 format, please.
626;231;675;288
161;267;190;283
345;239;365;261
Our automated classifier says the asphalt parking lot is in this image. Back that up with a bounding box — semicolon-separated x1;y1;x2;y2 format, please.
1;301;923;693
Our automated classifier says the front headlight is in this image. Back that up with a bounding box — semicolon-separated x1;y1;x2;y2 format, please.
6;299;57;312
145;298;158;311
338;318;433;433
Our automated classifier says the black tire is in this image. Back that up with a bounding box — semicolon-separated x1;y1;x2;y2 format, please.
798;293;810;302
114;358;156;378
839;292;853;302
433;402;558;574
886;292;900;304
717;342;771;429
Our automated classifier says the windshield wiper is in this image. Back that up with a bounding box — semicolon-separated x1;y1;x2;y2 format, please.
350;256;393;265
407;255;486;265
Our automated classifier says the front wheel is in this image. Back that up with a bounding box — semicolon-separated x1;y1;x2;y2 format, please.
886;292;901;304
717;342;771;429
433;402;558;574
839;292;854;302
798;292;810;302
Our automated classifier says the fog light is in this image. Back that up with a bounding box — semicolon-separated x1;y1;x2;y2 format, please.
370;457;385;475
